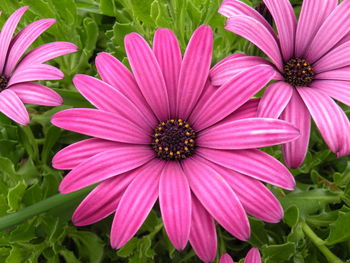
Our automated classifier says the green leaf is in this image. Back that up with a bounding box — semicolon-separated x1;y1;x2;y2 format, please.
326;209;350;245
7;181;26;213
262;242;296;262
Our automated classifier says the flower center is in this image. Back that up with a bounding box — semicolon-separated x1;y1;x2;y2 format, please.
0;75;8;91
283;58;314;87
152;119;196;161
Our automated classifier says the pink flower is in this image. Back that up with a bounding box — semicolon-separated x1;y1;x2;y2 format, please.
51;25;298;262
215;0;350;168
0;7;77;125
220;248;261;263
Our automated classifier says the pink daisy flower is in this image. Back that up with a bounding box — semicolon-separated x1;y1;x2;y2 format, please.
215;0;350;168
51;25;299;262
220;248;261;263
0;6;77;125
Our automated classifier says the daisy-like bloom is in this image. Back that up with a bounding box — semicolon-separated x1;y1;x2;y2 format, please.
215;0;350;168
51;25;299;262
220;248;261;263
0;6;77;125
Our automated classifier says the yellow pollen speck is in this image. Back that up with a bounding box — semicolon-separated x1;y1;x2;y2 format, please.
176;151;181;155
178;119;182;122
155;139;159;143
189;139;194;143
169;152;174;156
184;147;189;151
303;63;307;66
170;119;175;123
184;140;188;145
155;133;159;137
179;122;183;126
302;70;306;74
185;124;190;128
297;63;300;67
158;146;162;151
157;127;162;131
164;147;169;151
161;122;166;126
185;132;190;136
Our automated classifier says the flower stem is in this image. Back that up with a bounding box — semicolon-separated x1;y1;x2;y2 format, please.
21;125;39;163
0;186;93;231
301;221;343;263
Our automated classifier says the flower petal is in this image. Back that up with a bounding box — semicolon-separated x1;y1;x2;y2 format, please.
72;171;136;226
220;254;234;263
263;0;296;61
222;98;260;123
295;0;338;57
9;82;62;106
245;248;261;263
51;108;149;144
153;28;182;117
313;41;350;73
0;6;28;73
297;87;349;155
73;74;151;131
59;146;153;193
95;52;157;127
311;80;350;106
316;67;350;81
225;15;283;71
4;19;56;76
197;147;295;190
211;163;283;223
219;0;276;37
305;0;350;63
125;33;169;121
111;159;164;249
159;162;191;250
176;25;213;119
257;81;293;118
8;64;64;86
189;195;217;263
16;41;77;68
0;89;29;125
183;156;250;241
210;55;273;86
52;138;124;170
191;65;275;131
281;90;311;169
198;118;299;150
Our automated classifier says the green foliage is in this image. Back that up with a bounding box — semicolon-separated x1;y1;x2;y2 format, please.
0;0;350;262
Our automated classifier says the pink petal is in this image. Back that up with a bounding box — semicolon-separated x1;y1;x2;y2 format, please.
72;171;136;226
159;162;191;250
297;87;349;155
191;65;275;131
305;0;350;63
73;74;151;131
313;41;350;73
183;156;250;241
52;138;125;170
59;146;153;193
198;118;299;150
210;55;272;86
0;6;28;74
51;108;149;144
176;25;213;120
263;0;296;61
8;64;64;86
257;81;293;118
211;163;283;223
214;53;245;69
219;0;276;38
111;159;164;249
189;195;217;263
244;248;261;263
0;89;29;125
125;33;169;121
9;82;62;106
95;52;157;127
316;67;350;81
225;15;283;71
197;147;295;190
281;90;311;169
311;80;350;106
295;0;337;57
153;28;182;117
16;41;77;68
4;19;56;76
220;253;234;263
222;98;260;123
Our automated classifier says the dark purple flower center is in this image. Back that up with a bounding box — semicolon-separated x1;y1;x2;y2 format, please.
283;58;314;87
152;119;196;161
0;75;8;91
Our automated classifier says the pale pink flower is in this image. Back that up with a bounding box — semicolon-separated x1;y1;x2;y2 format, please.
220;248;261;263
0;7;77;125
51;25;298;262
215;0;350;168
